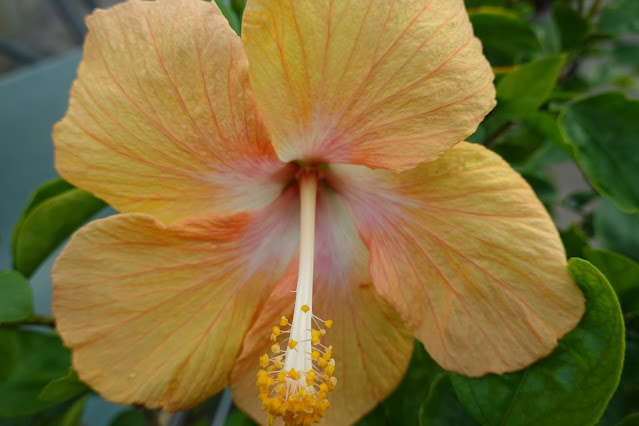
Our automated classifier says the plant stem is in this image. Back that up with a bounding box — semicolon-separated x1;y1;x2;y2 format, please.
483;121;515;149
2;314;55;327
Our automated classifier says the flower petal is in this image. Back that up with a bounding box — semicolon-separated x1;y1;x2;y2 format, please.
54;0;292;223
330;142;585;376
231;189;413;425
242;0;495;172
52;190;299;411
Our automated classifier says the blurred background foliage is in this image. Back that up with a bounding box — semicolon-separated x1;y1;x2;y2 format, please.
0;0;638;425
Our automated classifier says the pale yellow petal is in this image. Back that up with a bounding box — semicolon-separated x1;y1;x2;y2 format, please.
331;142;585;375
242;0;495;172
52;190;299;410
54;0;291;223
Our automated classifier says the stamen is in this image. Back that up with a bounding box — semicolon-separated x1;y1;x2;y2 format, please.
256;172;337;425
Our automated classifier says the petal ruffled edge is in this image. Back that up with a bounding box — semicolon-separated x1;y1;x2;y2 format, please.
331;142;585;376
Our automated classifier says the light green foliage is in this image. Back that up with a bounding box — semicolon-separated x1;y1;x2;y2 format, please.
11;179;105;278
495;55;565;119
450;259;624;426
39;369;89;404
0;270;32;323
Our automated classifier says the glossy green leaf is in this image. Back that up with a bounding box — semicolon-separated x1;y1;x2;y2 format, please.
39;369;89;404
12;180;106;278
598;0;639;35
109;409;145;426
419;374;479;426
469;7;540;66
584;248;639;315
0;270;33;323
560;223;589;259
560;93;639;213
495;55;566;120
594;198;639;263
0;329;71;416
451;259;624;426
552;3;589;50
384;340;443;426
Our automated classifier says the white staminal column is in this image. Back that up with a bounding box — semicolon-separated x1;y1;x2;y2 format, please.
283;172;318;375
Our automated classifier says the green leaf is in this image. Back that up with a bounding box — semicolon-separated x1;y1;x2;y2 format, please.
214;0;241;35
469;7;540;66
594;198;639;263
384;340;443;426
597;0;639;35
39;369;89;404
0;329;71;416
230;0;246;20
58;395;88;426
495;55;566;120
583;248;639;315
0;270;33;323
560;92;639;213
560;223;590;259
354;404;386;426
12;179;106;278
418;374;479;426
450;258;625;426
109;409;145;426
11;179;74;256
552;3;590;50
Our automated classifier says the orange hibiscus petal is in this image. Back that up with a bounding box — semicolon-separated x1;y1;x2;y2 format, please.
331;142;585;376
242;0;495;172
52;189;299;411
231;189;413;425
54;0;293;223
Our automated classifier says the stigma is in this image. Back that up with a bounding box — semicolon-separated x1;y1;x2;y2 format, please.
256;172;337;425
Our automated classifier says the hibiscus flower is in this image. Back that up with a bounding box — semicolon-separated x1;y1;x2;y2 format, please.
51;0;585;425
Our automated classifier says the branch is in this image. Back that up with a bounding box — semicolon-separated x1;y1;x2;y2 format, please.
2;314;56;327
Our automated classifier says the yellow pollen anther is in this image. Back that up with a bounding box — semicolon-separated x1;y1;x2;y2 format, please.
271;343;281;354
288;339;298;350
259;354;269;368
301;305;310;313
325;320;333;328
280;316;288;327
